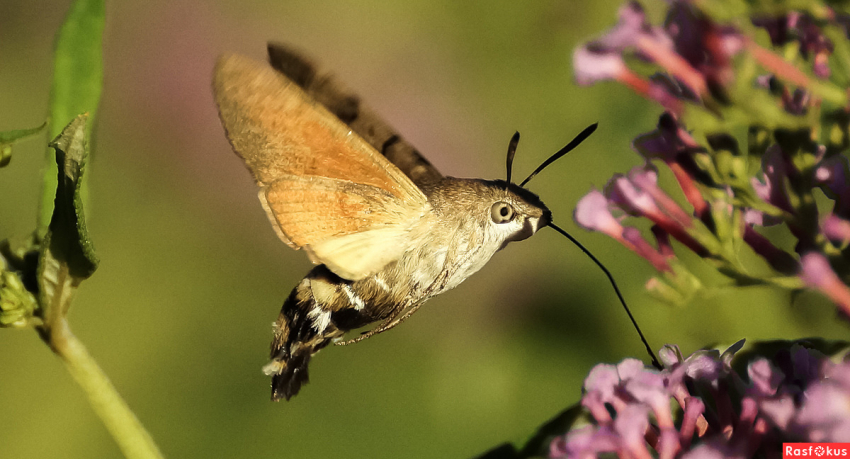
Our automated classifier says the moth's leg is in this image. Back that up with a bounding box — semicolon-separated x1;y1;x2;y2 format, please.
335;300;422;346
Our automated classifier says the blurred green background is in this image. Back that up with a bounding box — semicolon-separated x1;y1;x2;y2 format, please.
1;1;847;458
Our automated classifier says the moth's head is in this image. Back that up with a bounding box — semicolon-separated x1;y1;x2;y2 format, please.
464;124;600;249
423;125;597;253
493;123;599;246
486;180;551;246
423;178;550;252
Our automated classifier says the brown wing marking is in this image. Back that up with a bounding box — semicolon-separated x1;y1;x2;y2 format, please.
266;43;443;187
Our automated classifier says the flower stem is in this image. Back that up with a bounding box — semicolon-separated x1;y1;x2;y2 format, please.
45;318;165;459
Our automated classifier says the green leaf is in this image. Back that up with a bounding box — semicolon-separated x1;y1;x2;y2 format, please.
38;0;105;238
0;122;47;144
0;122;47;168
34;115;165;459
38;115;98;320
721;338;746;367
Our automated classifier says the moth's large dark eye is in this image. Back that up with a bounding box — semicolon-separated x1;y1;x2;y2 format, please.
490;201;515;224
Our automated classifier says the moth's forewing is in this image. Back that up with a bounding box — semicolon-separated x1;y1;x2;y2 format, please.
213;54;428;280
266;43;443;187
214;54;417;192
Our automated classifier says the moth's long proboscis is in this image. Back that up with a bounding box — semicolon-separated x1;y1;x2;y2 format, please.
548;222;662;370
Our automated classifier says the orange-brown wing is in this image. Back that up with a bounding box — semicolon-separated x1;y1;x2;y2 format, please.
213;54;428;280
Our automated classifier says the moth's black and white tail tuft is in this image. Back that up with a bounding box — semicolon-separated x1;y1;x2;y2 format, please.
268;345;313;402
264;281;337;401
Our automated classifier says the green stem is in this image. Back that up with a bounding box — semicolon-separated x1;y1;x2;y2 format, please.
46;318;165;459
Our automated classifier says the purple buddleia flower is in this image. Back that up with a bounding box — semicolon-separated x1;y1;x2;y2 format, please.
597;2;672;51
748;357;798;431
750;347;850;441
627;166;693;226
753;12;832;57
550;342;850;458
572;1;709;112
799;253;850;317
581;362;623;422
680;442;743;459
575;190;672;271
612;405;653;459
632;114;708;217
574;189;624;240
606;172;662;218
572;0;850;321
622;227;673;272
550;425;619;458
823;214;850;245
573;45;685;113
747;358;783;397
605;166;708;256
795;361;850;441
572;45;628;86
665;2;742;89
816;155;850;219
575;0;834;114
753;145;795;214
742;207;781;227
632;113;698;162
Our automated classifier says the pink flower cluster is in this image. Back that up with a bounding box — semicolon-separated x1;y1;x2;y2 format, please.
550;341;850;458
572;0;850;314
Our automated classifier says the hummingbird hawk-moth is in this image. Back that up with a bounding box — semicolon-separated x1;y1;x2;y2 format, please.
213;43;599;401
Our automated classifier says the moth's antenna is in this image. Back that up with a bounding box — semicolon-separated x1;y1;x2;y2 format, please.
548;222;662;370
505;131;520;184
520;123;598;187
